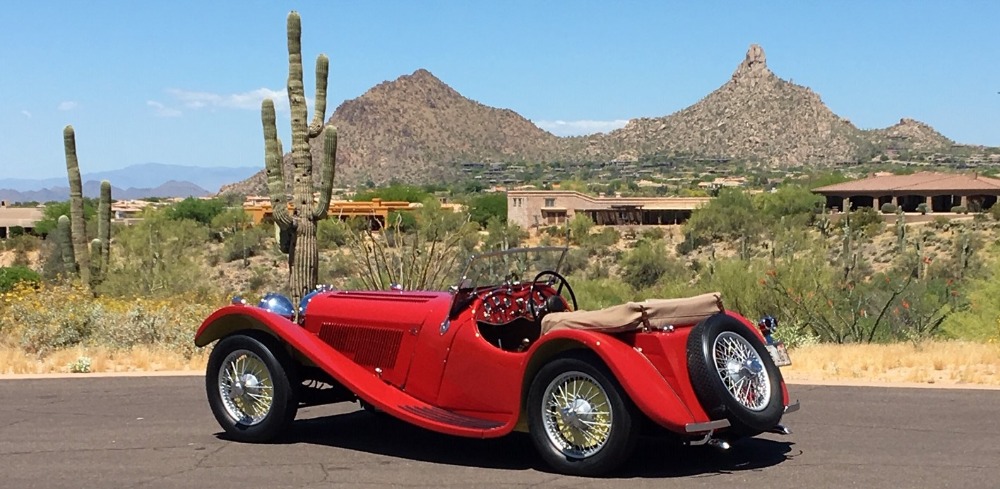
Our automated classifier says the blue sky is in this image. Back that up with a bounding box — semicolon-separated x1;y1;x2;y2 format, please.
2;1;998;180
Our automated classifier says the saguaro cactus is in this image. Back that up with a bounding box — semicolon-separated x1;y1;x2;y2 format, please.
64;125;90;285
61;126;113;288
262;11;338;305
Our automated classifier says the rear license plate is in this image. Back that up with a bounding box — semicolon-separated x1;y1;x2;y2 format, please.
766;342;792;367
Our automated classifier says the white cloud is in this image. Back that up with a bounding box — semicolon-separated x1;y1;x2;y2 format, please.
147;100;182;117
166;88;289;112
20;110;31;118
534;119;629;137
58;101;78;111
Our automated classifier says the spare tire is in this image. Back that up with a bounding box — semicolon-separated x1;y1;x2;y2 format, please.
686;313;783;436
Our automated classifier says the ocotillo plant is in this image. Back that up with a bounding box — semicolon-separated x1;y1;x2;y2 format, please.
64;125;90;285
262;11;337;305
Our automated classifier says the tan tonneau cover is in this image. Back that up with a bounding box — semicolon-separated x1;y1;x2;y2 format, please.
541;292;723;334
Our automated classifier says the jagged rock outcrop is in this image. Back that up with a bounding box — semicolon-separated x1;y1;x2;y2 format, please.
867;118;954;152
580;44;875;165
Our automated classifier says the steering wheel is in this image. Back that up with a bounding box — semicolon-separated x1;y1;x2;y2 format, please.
527;270;578;320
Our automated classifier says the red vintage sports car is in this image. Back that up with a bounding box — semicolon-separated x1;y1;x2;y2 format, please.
195;247;798;476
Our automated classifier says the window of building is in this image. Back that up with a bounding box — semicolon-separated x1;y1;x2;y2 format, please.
544;198;556;207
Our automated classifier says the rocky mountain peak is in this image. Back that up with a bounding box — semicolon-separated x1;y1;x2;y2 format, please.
731;44;772;82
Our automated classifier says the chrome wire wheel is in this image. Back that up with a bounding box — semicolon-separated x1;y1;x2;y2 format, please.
218;349;275;425
540;371;613;459
712;331;771;411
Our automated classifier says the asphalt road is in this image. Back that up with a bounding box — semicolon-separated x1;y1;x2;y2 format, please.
1;376;999;489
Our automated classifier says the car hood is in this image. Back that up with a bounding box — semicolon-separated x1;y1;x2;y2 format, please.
304;290;454;329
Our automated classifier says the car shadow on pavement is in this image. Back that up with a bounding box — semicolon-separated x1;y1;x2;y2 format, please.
221;408;794;477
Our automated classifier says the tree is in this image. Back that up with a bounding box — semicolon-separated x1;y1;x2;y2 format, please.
167;198;226;225
684;188;763;242
466;193;507;227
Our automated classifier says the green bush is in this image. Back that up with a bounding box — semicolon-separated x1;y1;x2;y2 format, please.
466;193;507;227
0;266;41;292
917;203;929;215
620;241;683;290
166;197;226;225
317;219;352;249
222;227;270;263
950;205;967;214
880;203;897;214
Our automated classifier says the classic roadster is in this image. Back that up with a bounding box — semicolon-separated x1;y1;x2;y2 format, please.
195;247;797;476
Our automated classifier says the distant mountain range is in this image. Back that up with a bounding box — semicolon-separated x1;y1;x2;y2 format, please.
224;44;988;195
0;163;260;202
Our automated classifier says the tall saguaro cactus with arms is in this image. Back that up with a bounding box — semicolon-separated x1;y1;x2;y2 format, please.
263;11;338;305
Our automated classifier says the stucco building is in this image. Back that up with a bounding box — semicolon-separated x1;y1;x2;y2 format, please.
506;190;710;228
812;171;1000;213
0;201;44;238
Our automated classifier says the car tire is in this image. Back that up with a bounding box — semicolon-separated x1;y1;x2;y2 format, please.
206;333;298;442
686;313;784;436
527;351;639;476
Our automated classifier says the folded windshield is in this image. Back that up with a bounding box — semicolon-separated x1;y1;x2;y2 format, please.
458;247;568;290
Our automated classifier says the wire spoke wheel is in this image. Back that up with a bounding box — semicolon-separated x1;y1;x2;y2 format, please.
712;331;771;412
541;371;613;458
218;349;275;426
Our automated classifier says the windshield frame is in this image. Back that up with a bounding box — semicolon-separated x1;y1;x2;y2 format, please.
456;246;568;291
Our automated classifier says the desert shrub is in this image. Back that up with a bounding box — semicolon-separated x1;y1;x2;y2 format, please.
0;265;40;292
482;216;527;251
755;185;824;227
316;219;352;249
210;208;252;235
222;226;270;263
568;277;636;310
353;184;430;203
97;212;213;298
950;205;967;214
620;241;685;290
639;227;665;241
880;203;897;214
917;203;929;215
843;206;883;238
567;214;594;245
685;188;763;241
559;247;590;276
0;282;215;356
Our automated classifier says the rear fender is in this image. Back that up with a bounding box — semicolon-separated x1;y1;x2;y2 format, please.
521;329;699;433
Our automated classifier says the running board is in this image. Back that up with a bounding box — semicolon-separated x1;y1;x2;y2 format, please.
399;405;505;431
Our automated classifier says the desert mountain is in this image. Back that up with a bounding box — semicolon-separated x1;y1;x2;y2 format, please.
866;118;955;153
223;69;558;194
223;45;978;194
579;45;874;165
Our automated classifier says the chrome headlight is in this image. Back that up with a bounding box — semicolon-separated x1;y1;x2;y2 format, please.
258;293;295;320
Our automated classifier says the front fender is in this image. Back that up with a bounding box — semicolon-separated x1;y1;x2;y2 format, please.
195;305;290;347
526;329;701;433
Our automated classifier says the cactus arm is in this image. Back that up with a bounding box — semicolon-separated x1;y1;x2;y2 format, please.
57;215;76;275
262;99;292;227
98;180;112;273
308;54;329;138
63;125;90;284
312;125;337;220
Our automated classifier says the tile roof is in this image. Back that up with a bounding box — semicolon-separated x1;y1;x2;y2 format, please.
812;172;1000;193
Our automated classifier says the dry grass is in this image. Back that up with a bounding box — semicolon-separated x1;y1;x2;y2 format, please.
2;339;999;388
0;345;208;375
784;340;1000;386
